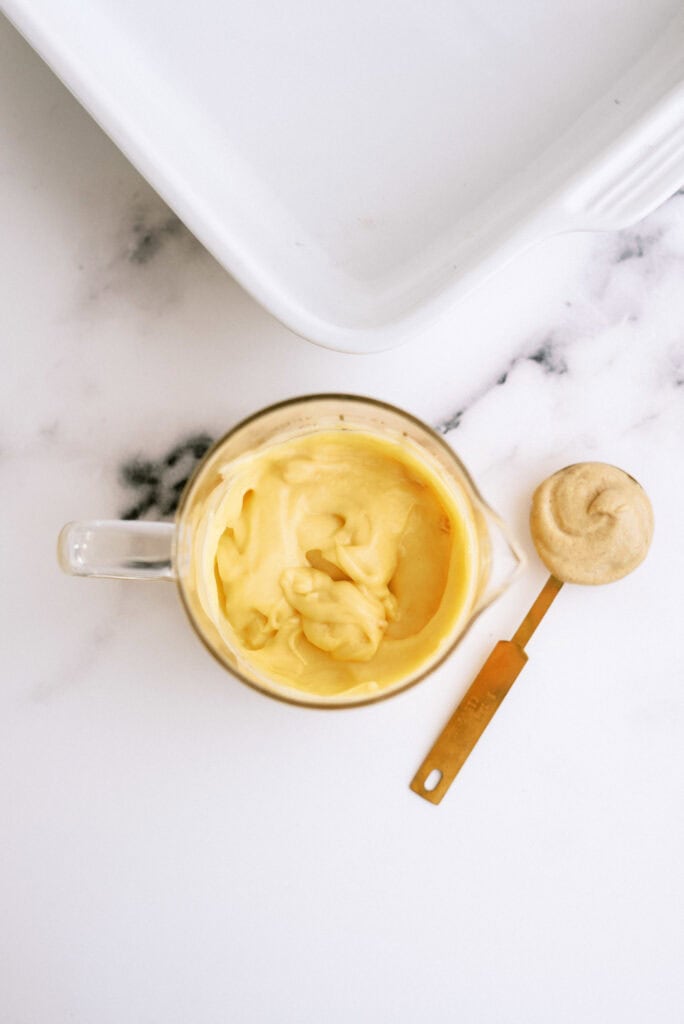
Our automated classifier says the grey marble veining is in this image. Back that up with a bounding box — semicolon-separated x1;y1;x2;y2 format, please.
119;434;214;519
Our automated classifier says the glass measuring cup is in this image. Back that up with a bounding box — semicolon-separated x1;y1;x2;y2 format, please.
58;395;524;707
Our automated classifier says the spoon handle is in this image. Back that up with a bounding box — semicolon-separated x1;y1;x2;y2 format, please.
410;575;563;805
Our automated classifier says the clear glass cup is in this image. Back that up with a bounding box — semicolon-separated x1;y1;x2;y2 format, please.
58;395;524;707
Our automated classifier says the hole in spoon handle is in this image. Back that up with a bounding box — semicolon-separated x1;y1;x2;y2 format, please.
410;641;529;804
410;575;564;805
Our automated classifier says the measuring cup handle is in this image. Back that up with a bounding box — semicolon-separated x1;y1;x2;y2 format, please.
57;520;176;581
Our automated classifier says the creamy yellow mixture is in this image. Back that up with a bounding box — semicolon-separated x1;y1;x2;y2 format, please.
530;462;653;585
190;431;477;698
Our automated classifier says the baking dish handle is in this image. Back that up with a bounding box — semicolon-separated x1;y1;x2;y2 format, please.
561;83;684;231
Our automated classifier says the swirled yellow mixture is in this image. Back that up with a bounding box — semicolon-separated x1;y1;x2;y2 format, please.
530;462;653;585
190;431;478;698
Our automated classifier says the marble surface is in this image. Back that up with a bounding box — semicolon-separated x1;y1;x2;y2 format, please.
1;15;683;1024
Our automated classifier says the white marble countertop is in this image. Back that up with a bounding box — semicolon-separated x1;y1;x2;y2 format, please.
2;15;683;1024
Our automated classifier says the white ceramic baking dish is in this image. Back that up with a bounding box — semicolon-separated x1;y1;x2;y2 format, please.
3;0;684;352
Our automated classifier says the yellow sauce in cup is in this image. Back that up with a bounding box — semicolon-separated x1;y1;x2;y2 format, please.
190;430;478;698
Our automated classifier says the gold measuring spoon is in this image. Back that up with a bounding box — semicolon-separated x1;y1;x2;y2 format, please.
410;462;654;805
